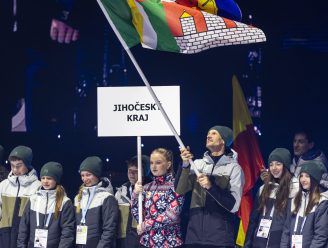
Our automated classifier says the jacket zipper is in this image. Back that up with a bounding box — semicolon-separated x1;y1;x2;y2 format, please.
12;177;21;230
16;177;21;197
297;192;308;234
303;193;308;217
44;192;49;228
302;192;308;233
81;190;91;248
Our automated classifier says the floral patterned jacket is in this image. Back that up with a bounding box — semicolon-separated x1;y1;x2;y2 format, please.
131;173;184;248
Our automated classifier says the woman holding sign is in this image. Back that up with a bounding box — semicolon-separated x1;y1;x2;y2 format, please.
280;161;328;248
132;148;184;248
244;148;298;248
74;156;118;248
17;162;75;248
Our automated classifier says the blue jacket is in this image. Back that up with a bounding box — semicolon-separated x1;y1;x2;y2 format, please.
281;191;328;248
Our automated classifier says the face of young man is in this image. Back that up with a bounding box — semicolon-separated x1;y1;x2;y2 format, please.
206;129;225;151
293;133;314;157
127;165;138;185
10;160;28;176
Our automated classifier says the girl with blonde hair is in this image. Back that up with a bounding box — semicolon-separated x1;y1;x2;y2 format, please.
74;156;118;248
132;148;184;248
18;162;75;248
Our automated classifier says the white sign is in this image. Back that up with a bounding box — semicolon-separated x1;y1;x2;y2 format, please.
97;86;180;137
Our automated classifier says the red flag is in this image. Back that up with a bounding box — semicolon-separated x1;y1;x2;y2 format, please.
232;75;265;246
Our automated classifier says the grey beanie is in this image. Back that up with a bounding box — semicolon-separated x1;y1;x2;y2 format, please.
79;156;103;178
300;161;327;183
9;146;33;169
209;126;233;147
268;148;291;170
41;162;63;183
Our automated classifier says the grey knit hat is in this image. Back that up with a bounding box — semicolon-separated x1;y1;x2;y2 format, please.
9;146;33;169
209;126;233;147
79;156;103;178
41;162;63;183
300;161;327;183
268;148;291;170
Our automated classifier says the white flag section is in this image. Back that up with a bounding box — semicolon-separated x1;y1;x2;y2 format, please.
97;86;180;137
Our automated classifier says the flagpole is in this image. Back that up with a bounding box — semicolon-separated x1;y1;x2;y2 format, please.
97;0;200;176
137;136;143;224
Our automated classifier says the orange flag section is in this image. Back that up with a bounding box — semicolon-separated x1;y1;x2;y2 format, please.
232;75;265;246
162;1;208;36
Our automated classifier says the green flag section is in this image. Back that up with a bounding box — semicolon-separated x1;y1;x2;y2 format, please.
98;0;266;54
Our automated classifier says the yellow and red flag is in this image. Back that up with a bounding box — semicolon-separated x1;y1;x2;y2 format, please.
232;75;265;246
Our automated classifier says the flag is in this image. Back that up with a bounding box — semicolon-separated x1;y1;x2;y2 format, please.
232;75;265;246
98;0;266;54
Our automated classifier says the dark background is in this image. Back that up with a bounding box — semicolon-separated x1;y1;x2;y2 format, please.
1;0;328;197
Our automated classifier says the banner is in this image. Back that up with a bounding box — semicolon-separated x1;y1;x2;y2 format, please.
97;86;180;136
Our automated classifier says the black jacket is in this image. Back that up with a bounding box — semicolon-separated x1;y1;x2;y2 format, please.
74;178;119;248
244;180;298;248
17;188;75;248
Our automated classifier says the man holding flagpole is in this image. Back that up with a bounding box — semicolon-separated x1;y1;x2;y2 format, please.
175;125;244;248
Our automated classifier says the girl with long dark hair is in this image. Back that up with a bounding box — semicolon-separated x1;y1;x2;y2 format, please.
281;161;328;247
244;148;298;248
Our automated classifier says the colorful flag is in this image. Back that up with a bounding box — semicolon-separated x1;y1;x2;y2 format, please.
232;75;265;246
98;0;266;54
